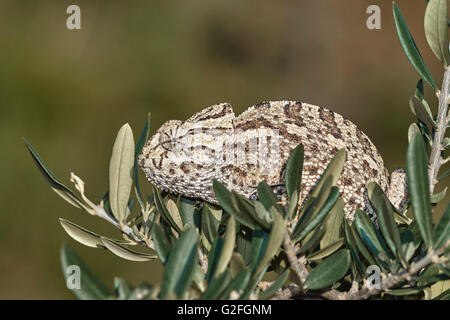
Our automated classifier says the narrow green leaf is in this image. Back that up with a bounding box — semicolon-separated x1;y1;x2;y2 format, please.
60;243;112;299
151;220;172;264
213;180;259;229
59;218;104;249
153;186;183;234
354;210;391;261
249;229;269;272
59;218;131;249
409;96;436;128
415;79;425;100
307;238;345;262
286;191;299;220
179;197;198;228
236;226;253;266
393;2;438;91
257;181;283;213
344;221;366;275
109;123;135;223
255;211;286;275
253;201;273;229
160;228;198;299
407;133;433;247
408;123;422;144
387;287;426;296
304;249;350;290
230;192;259;229
207;237;222;283
309;149;346;204
201;203;221;244
320;198;344;249
293;186;340;243
401;230;419;262
166;199;184;231
229;253;246;278
23;138;88;210
349;221;378;267
434;203;450;249
285;143;304;200
369;183;405;266
212;180;235;214
296;226;325;255
213;216;236;278
425;0;450;66
101;238;156;262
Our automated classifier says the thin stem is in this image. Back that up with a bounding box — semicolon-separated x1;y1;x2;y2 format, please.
344;246;446;300
275;243;448;300
282;233;309;283
429;68;450;194
70;172;153;249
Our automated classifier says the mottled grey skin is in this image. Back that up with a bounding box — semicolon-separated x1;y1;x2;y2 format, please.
138;101;408;221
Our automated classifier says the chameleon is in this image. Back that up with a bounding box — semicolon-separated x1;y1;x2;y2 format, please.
138;101;408;221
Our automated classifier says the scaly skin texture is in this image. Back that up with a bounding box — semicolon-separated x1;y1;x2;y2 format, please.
138;101;408;221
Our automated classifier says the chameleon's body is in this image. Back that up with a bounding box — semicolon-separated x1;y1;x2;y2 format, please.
138;101;408;221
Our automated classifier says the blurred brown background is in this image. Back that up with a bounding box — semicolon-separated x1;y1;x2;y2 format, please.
0;0;447;299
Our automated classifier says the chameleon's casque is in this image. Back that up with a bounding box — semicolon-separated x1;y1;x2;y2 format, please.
138;101;408;221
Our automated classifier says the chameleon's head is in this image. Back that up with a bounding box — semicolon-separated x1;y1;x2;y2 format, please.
387;168;409;212
138;103;235;200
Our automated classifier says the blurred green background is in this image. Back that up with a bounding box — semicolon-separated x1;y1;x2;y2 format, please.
0;0;447;299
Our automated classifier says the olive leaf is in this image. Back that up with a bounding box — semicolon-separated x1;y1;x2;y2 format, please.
320;198;344;249
101;238;156;262
368;183;406;266
293;186;340;243
109;123;135;224
23;138;88;211
393;2;438;91
285;143;304;203
212;216;236;278
424;0;450;66
307;238;345;262
160;228;198;299
409;96;435;129
407;133;433;247
304;249;350;290
257;181;283;213
60;218;105;249
254;211;286;275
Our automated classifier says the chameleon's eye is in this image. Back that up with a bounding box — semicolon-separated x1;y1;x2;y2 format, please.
160;132;175;151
